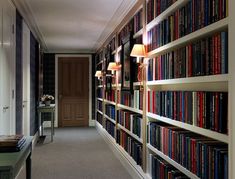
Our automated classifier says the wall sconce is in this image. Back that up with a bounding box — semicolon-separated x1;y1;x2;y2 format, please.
107;62;122;75
95;70;102;80
130;44;146;63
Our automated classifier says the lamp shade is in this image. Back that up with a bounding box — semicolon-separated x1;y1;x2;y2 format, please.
95;70;102;78
107;62;121;71
130;44;146;57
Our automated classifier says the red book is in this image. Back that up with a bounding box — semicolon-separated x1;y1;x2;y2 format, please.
191;138;196;174
217;33;221;74
148;91;150;112
152;91;155;114
200;92;203;128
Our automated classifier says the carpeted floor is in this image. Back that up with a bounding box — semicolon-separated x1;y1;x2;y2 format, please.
17;127;133;179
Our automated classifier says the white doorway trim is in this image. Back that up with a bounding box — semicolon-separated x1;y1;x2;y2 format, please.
55;54;94;127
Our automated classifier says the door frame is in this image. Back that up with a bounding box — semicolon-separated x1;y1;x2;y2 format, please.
22;20;31;136
55;54;94;127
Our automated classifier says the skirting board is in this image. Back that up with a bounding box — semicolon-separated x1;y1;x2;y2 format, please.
95;121;146;179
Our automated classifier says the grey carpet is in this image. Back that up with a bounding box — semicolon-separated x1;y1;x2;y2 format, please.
17;127;133;179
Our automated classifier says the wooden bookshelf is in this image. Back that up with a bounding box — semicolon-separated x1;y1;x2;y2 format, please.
147;18;228;58
117;104;143;115
147;112;228;143
147;143;200;179
104;114;116;124
95;0;232;178
117;124;143;143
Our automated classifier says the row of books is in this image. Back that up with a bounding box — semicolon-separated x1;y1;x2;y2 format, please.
105;104;115;120
96;112;103;125
97;100;103;112
117;110;142;138
147;31;228;81
148;90;228;134
116;129;142;166
134;8;143;34
109;37;116;52
97;88;103;99
147;0;177;24
105;89;116;102
150;154;189;179
118;19;134;46
105;120;115;138
147;0;227;52
0;135;26;152
149;122;228;178
120;90;143;110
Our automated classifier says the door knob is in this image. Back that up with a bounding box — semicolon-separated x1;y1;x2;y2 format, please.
3;106;9;112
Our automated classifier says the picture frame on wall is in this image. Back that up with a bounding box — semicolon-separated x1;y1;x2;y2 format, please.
121;33;134;93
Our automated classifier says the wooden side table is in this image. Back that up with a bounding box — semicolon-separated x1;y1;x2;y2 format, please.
0;137;33;179
37;104;55;142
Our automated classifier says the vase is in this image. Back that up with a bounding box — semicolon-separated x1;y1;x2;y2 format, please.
45;100;51;106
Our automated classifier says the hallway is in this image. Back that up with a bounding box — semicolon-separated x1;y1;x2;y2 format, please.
17;128;133;179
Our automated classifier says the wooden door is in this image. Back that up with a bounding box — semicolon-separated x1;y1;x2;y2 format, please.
58;57;89;127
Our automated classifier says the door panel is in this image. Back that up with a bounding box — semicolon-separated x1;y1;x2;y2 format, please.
0;0;15;135
58;57;89;127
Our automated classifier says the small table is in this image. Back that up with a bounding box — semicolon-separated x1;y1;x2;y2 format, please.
0;137;33;179
37;104;55;142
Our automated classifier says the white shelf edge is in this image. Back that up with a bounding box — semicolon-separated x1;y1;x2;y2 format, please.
117;104;143;115
96;121;116;143
147;113;228;143
118;124;143;143
116;142;145;176
133;82;143;86
103;99;116;105
147;143;200;179
117;46;122;53
147;18;228;58
97;85;103;88
146;0;190;31
112;50;116;55
97;98;103;101
97;110;103;115
104;114;116;124
96;60;103;66
96;121;146;179
133;29;143;39
147;74;228;86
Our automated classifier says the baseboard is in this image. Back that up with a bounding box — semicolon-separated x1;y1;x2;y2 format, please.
95;121;146;179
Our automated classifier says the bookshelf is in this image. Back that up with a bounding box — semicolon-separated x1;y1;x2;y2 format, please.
95;0;232;178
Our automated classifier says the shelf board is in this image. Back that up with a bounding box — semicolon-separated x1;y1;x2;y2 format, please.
112;50;116;55
147;113;228;143
147;18;228;58
133;29;143;39
116;142;145;176
147;144;200;179
97;110;103;115
96;60;103;66
117;46;122;53
97;85;103;88
104;114;116;124
133;82;143;86
103;99;116;105
117;104;143;115
97;98;103;101
96;121;146;179
146;0;190;31
147;74;228;86
118;124;143;143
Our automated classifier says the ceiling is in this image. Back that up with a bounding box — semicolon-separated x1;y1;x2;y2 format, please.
14;0;137;53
